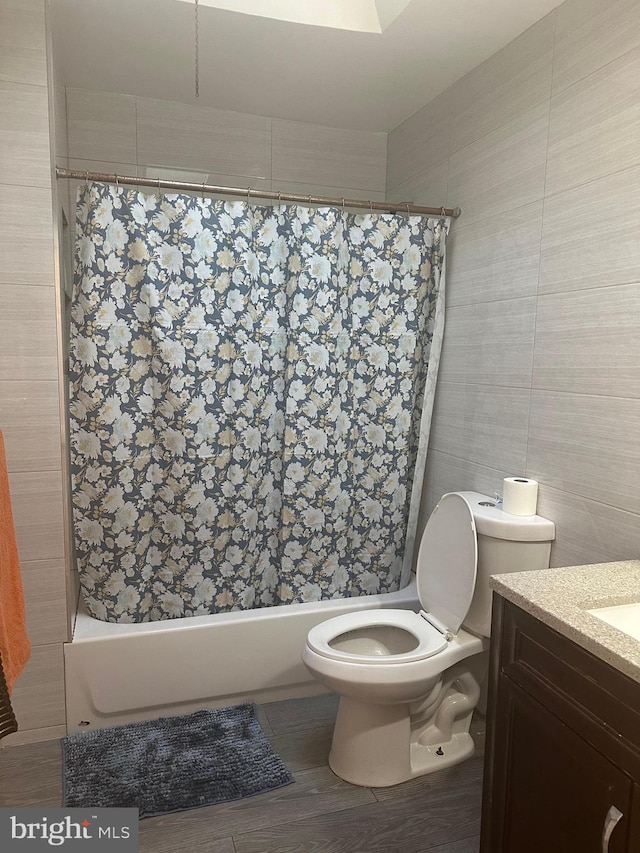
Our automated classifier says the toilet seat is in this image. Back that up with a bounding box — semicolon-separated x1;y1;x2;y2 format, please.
305;493;479;667
306;609;447;664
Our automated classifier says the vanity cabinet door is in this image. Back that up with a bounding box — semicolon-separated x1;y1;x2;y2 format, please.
485;675;632;853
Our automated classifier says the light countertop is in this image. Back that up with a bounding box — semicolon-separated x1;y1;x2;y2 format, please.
490;560;640;684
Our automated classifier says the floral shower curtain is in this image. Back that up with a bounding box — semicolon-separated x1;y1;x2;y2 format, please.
69;182;449;622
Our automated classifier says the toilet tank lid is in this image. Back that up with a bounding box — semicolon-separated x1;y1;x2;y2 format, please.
455;492;556;542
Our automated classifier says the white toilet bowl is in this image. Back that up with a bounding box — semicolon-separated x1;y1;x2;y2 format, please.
303;609;486;786
303;491;555;787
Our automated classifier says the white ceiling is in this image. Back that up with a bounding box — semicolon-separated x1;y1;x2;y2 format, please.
51;0;562;132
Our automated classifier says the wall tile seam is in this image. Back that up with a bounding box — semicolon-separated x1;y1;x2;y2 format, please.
386;151;449;192
433;379;533;391
524;483;640;522
446;296;539;310
14;640;63;654
65;86;136;103
0;177;54;193
386;123;452;158
63;169;385;198
529;382;640;402
446;196;547;234
446;294;539;310
385;80;455;139
553;0;623;39
20;557;65;571
137;95;275;126
62;85;70;169
450;11;556;91
449;48;556;154
24;637;66;650
446;95;552;162
445;200;544;235
426;445;525;471
444;152;452;216
536;279;640;299
0;179;54;195
0;723;67;743
271;116;388;143
0;282;56;292
275;181;384;192
385;155;451;198
528;385;640;405
535;483;640;520
133;91;139;172
5;465;64;476
450;38;555;103
67;92;387;188
523;9;557;477
551;30;640;99
427;446;508;471
0;77;48;94
271;173;386;194
434;381;534;394
0;184;55;200
541;156;640;204
0;70;46;88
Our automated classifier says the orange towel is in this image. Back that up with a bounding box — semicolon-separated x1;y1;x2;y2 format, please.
0;430;30;694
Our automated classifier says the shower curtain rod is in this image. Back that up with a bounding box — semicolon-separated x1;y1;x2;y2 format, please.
55;167;461;219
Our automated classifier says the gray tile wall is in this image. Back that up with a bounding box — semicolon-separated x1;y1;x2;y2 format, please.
64;90;388;213
0;0;68;745
387;0;640;568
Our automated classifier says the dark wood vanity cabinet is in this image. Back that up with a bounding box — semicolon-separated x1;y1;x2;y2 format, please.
480;596;640;853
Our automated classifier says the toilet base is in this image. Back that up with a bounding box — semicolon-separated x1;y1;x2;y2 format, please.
410;730;475;776
327;663;482;787
329;697;414;787
328;700;477;787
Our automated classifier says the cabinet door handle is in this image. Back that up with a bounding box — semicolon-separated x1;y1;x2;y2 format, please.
602;805;623;852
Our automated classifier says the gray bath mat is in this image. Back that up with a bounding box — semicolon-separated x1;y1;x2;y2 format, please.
62;703;293;817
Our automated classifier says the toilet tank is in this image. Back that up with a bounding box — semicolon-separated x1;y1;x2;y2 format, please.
457;491;555;638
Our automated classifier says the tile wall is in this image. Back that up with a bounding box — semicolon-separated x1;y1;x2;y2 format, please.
62;89;388;227
388;0;640;567
0;0;68;744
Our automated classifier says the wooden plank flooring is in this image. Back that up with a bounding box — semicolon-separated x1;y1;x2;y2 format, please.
0;693;484;852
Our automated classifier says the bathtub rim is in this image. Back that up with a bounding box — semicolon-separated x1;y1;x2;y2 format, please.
72;576;419;642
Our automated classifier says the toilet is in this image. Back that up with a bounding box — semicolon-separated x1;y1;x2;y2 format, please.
302;490;555;787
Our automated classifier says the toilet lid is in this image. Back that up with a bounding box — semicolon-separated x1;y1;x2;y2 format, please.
416;492;477;635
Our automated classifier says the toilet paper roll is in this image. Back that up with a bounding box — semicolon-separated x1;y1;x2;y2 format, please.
502;477;538;516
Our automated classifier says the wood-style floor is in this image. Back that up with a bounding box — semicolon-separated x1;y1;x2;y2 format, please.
0;693;484;852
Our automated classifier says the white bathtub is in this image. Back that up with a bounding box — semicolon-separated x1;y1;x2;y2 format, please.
64;578;419;733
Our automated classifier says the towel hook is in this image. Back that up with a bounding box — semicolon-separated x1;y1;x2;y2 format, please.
246;186;252;204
